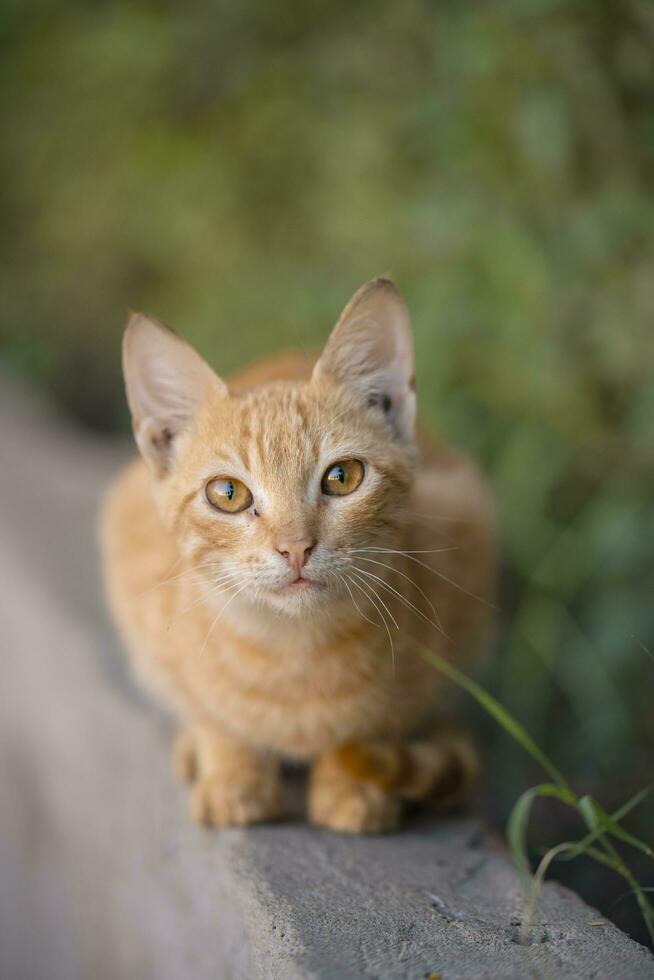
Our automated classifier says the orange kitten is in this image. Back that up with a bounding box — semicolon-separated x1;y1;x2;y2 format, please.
101;278;495;832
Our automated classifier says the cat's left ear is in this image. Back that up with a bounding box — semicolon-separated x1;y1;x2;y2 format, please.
312;277;416;440
123;313;227;477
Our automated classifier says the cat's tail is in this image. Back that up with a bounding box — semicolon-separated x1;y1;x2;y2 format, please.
334;731;480;810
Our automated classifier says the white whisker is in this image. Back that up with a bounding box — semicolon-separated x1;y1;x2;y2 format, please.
340;574;380;628
349;570;399;631
350;555;446;636
350;547;458;556
352;547;496;610
316;404;357;439
347;573;396;677
177;574;238;615
351;563;445;639
164;577;239;630
199;582;249;656
137;558;244;598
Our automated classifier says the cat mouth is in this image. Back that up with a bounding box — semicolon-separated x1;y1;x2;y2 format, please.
287;576;316;589
280;573;320;595
268;575;324;599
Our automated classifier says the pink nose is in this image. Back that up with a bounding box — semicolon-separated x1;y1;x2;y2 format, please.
276;538;315;576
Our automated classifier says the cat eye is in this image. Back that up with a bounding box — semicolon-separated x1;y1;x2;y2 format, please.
321;459;365;497
205;476;253;514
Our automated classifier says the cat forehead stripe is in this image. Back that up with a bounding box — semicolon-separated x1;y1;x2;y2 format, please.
234;388;321;469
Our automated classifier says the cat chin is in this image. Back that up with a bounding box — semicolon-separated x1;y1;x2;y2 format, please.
259;583;334;617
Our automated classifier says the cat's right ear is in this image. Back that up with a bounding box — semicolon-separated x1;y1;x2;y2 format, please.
123;313;227;477
312;277;416;440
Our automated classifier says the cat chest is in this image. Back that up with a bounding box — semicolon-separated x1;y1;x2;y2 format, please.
181;635;420;756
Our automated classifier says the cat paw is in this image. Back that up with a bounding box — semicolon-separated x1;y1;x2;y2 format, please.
309;772;400;833
189;774;281;828
425;731;480;811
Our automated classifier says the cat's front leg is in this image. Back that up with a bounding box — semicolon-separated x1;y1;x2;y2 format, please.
308;744;401;833
308;733;480;833
172;722;282;827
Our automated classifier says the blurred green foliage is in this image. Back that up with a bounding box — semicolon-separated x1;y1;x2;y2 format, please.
2;0;653;940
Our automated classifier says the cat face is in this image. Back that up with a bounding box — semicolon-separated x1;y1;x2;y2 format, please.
123;278;417;616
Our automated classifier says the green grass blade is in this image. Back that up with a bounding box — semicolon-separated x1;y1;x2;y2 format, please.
559;785;652;862
415;642;654;942
416;644;574;794
589;795;654;862
507;784;571;873
521;842;579;944
609;887;654;913
582;818;654;946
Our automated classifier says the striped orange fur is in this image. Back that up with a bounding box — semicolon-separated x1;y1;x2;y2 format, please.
101;278;495;831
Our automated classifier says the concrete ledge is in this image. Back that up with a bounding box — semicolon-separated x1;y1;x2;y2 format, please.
1;370;652;980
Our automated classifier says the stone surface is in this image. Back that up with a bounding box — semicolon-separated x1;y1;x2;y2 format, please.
1;369;652;980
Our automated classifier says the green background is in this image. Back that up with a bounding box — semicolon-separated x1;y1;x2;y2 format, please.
3;0;653;943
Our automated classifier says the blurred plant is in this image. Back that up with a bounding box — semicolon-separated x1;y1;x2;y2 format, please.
418;643;654;944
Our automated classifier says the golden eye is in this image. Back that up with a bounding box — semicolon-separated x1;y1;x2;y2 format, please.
321;459;365;497
205;476;253;513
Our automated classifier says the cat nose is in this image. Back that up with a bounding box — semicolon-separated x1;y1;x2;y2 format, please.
276;538;316;575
